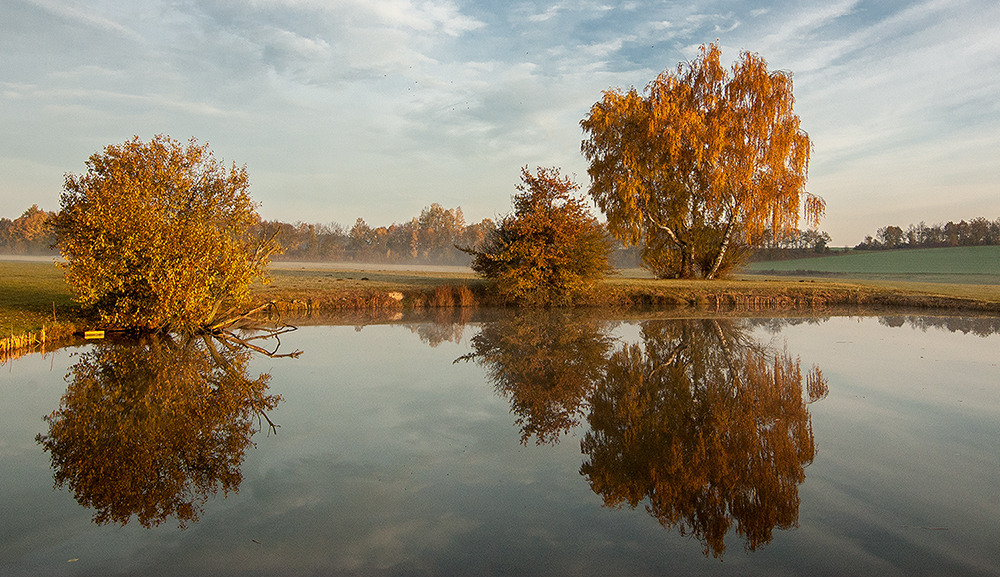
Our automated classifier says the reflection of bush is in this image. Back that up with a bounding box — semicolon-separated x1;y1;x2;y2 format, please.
580;319;826;557
459;311;614;444
37;335;280;528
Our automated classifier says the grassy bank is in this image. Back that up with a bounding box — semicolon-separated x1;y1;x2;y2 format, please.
0;260;82;332
0;260;83;361
3;259;1000;359
255;263;1000;314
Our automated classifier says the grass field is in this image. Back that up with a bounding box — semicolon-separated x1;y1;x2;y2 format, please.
745;246;1000;284
0;260;81;336
3;252;1000;344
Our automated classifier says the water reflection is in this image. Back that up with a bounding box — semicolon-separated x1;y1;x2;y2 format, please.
458;310;614;445
36;335;281;528
407;307;476;347
582;319;827;557
878;315;1000;336
461;313;827;557
749;314;1000;338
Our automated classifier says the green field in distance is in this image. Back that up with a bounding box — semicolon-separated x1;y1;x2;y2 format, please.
745;246;1000;284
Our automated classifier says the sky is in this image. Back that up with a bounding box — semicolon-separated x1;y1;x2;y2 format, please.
1;0;998;246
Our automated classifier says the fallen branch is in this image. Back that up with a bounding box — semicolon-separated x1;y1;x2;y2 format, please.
207;301;282;332
257;410;280;436
218;330;302;358
234;325;298;342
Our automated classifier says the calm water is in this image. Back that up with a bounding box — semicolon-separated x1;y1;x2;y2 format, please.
1;312;999;576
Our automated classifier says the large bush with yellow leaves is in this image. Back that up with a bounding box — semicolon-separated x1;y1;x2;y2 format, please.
53;135;278;332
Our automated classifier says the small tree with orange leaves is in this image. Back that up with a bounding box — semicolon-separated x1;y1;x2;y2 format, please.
461;167;613;305
581;43;824;279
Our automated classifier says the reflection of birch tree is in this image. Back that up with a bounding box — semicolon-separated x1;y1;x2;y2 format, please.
459;311;614;445
879;315;1000;337
37;335;281;528
580;319;827;557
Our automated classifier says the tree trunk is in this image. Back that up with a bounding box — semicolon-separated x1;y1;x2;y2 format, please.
680;244;695;279
706;218;735;280
647;215;694;279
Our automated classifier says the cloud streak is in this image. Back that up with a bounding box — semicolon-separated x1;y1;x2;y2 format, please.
21;0;143;40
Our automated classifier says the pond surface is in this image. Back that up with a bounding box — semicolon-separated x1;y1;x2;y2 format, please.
1;311;999;576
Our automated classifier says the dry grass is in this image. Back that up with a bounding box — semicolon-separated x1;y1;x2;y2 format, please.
255;266;484;311
254;264;1000;313
4;259;999;349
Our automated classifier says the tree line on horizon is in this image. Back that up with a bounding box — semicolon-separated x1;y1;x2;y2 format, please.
0;204;56;255
0;201;494;263
854;217;1000;250
1;199;836;267
263;203;492;265
0;201;493;264
2;200;643;268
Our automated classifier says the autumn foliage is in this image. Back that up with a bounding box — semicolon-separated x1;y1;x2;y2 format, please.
0;204;56;254
462;167;614;305
53;135;279;332
460;312;828;557
581;43;824;279
37;335;280;528
580;319;827;557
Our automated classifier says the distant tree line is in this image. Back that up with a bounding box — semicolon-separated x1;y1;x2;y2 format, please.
1;201;491;263
264;203;493;265
854;217;1000;250
747;227;832;262
2;200;642;269
759;228;832;252
0;204;57;254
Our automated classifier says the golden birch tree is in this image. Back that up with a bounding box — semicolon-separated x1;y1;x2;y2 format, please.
581;43;824;279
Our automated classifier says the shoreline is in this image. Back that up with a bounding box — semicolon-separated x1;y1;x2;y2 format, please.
3;259;999;361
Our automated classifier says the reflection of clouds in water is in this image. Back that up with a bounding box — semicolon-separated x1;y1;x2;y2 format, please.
9;317;999;575
260;461;480;572
208;445;604;574
138;446;594;575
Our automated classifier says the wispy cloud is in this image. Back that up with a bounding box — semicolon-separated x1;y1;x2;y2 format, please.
527;3;563;22
6;83;244;118
21;0;143;40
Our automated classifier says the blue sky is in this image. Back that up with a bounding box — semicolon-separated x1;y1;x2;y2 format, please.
2;0;997;245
